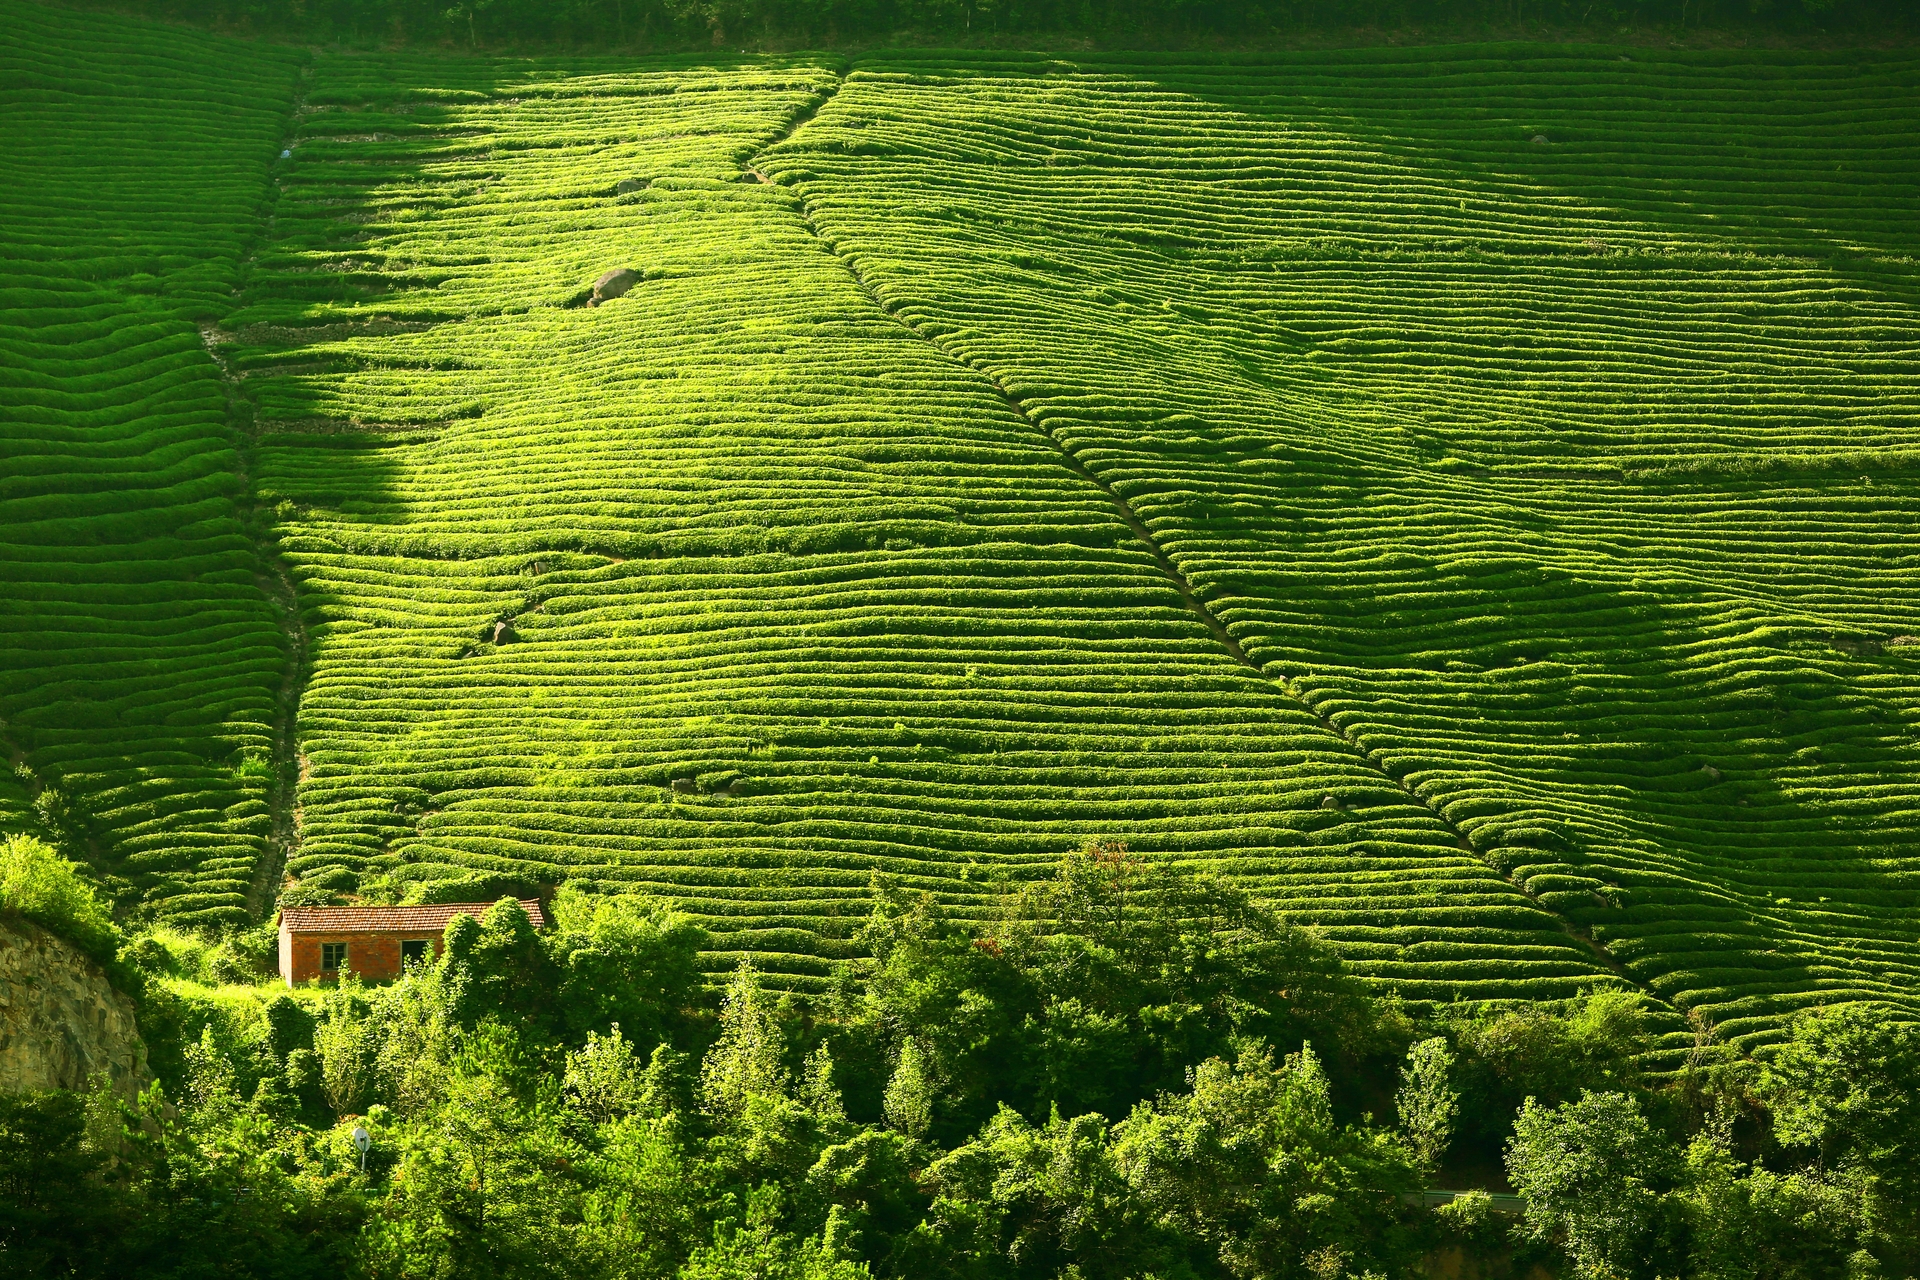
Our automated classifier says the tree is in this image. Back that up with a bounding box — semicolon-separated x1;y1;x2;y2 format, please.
801;1044;846;1125
1506;1090;1678;1279
1111;1042;1421;1280
883;1038;936;1140
551;893;709;1048
0;1087;133;1278
567;1024;649;1125
0;833;123;964
701;961;789;1117
362;1065;582;1280
922;1104;1159;1280
1677;1113;1864;1280
451;898;560;1030
1396;1036;1458;1170
1761;1005;1920;1198
314;977;380;1116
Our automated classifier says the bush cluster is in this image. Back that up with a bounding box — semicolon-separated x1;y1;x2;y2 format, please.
4;848;1918;1279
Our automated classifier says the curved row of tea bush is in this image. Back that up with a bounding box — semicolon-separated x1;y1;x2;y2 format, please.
0;2;300;922
763;46;1920;1042
230;51;1618;1001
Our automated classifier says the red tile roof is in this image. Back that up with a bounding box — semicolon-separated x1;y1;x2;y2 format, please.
279;899;546;934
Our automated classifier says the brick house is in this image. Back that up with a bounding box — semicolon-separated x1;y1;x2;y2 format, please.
277;900;547;986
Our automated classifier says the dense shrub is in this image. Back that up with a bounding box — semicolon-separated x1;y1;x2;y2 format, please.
0;834;124;966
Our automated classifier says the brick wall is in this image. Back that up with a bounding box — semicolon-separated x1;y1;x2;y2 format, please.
279;930;444;985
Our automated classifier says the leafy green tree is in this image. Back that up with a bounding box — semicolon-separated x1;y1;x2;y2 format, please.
549;892;710;1048
375;956;468;1118
806;1129;924;1268
702;961;790;1117
1761;1005;1920;1208
567;1024;650;1125
0;1087;134;1278
1111;1041;1421;1280
361;1065;583;1280
801;1043;847;1125
883;1037;937;1140
578;1110;701;1279
848;845;1381;1137
922;1104;1162;1280
314;977;380;1115
1507;1090;1679;1280
1396;1036;1458;1171
449;898;561;1030
1677;1113;1864;1280
1451;991;1648;1145
681;1219;871;1280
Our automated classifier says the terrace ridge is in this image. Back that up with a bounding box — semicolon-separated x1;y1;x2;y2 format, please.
747;82;1664;1012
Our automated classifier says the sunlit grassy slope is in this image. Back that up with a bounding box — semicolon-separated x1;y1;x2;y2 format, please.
4;0;1917;1042
233;52;1606;1003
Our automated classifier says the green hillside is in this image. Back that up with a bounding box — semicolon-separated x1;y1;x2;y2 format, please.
0;4;300;922
4;0;1917;1045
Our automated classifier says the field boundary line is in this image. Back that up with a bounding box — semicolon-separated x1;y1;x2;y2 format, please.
747;95;1670;1013
216;54;315;922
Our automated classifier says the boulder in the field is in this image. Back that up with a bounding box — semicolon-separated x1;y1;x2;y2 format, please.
589;267;641;307
614;178;649;195
672;777;696;794
493;620;516;645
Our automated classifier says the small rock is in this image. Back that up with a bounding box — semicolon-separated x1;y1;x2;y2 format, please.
614;178;649;195
1700;764;1721;782
727;778;748;795
1531;134;1550;146
493;620;515;645
1320;794;1344;812
671;777;695;794
588;267;641;307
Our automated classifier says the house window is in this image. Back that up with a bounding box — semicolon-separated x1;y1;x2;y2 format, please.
401;939;430;965
320;942;349;972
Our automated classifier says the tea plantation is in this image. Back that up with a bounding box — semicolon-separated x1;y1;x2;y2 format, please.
4;0;1917;1044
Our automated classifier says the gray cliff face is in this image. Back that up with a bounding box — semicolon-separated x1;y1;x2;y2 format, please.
0;914;148;1097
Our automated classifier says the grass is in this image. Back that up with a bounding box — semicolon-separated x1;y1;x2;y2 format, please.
2;1;1915;1045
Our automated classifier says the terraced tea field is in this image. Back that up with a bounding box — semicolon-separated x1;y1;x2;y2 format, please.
763;49;1920;1040
0;4;299;922
231;50;1610;1003
5;0;1917;1043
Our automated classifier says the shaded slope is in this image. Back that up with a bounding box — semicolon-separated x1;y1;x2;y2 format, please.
762;47;1920;1042
0;1;299;922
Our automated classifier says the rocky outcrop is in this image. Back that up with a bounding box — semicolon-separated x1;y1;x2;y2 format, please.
588;266;640;307
0;914;148;1097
